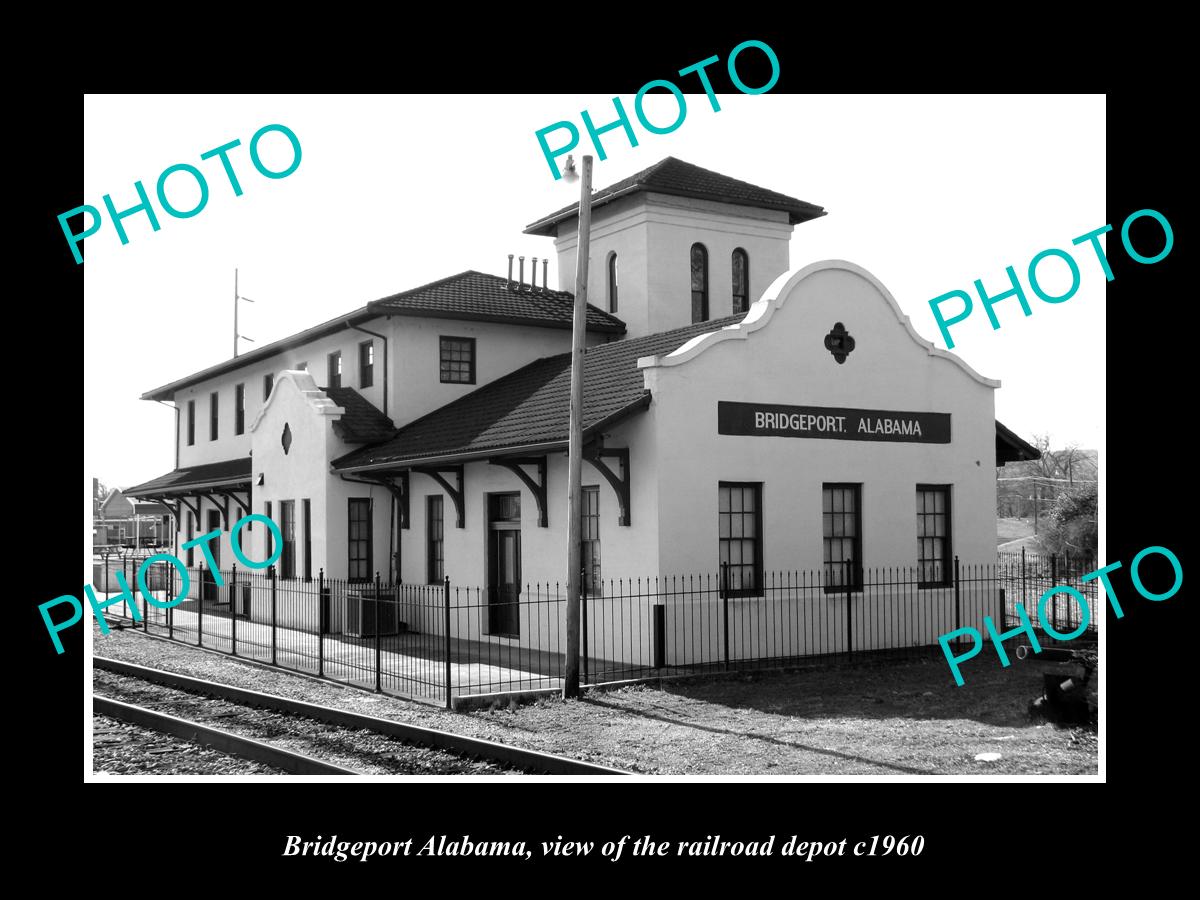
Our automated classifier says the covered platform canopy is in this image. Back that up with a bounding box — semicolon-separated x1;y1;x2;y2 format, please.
124;457;253;532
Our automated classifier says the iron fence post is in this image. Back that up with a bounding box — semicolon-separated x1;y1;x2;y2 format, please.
141;559;149;630
444;575;452;710
845;558;853;660
318;568;324;678
721;562;730;671
954;555;962;643
197;561;204;648
374;571;382;692
581;567;589;686
231;564;238;656
167;556;173;640
270;564;277;666
1021;546;1027;613
1051;553;1059;635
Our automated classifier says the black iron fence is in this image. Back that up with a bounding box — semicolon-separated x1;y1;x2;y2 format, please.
93;553;1098;708
996;549;1099;636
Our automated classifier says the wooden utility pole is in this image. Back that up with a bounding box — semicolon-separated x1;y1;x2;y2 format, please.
563;155;593;699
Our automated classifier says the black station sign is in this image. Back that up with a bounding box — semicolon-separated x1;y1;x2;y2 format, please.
717;402;951;444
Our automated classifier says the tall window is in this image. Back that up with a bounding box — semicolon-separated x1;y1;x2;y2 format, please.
209;391;219;440
186;512;195;565
581;486;602;596
718;482;762;596
823;484;863;591
359;340;374;388
732;248;749;314
186;400;195;446
263;373;274;402
348;498;372;582
279;500;295;579
607;252;619;314
302;499;312;582
916;486;952;587
327;351;342;389
439;336;476;384
427;495;444;584
235;383;246;435
690;243;709;323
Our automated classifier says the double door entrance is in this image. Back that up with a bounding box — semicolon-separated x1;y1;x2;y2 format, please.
487;493;521;637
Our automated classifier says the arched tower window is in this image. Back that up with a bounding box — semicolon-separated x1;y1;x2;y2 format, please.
607;252;619;314
732;248;749;314
690;243;709;323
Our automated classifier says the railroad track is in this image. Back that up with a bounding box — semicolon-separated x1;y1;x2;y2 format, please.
92;656;629;776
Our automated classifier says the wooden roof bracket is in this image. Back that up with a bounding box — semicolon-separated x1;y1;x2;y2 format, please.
488;456;548;526
415;464;465;528
584;444;630;526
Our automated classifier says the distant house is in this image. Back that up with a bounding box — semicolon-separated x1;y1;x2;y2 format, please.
95;489;172;547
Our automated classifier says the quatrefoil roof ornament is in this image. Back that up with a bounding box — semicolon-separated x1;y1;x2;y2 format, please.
824;322;856;364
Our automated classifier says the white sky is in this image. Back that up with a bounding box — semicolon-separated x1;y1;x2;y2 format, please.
83;94;1105;491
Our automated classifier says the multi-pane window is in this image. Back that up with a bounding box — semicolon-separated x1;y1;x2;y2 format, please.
427;495;444;584
235;383;246;435
607;253;619;314
440;336;476;384
279;500;295;579
348;498;372;582
359;340;374;388
327;351;342;389
916;486;952;587
718;482;762;596
209;391;219;440
186;400;195;446
823;484;862;590
691;243;709;323
263;373;274;402
302;499;312;582
581;486;601;596
732;248;749;314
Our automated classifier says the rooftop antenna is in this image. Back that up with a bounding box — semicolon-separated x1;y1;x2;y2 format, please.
234;267;256;357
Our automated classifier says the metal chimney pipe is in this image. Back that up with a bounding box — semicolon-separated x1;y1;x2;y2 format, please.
531;257;538;291
507;254;514;290
518;256;525;290
543;258;549;293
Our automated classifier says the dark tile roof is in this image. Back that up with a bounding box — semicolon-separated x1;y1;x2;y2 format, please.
524;157;826;235
332;317;742;471
125;457;253;497
996;420;1042;466
322;386;396;444
366;270;626;334
142;273;624;402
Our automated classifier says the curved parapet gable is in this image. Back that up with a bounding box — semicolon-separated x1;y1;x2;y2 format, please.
637;259;1000;389
248;369;345;434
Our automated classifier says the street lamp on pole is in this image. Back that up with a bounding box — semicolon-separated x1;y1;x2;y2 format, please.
563;154;592;700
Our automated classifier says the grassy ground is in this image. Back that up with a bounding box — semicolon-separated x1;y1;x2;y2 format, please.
997;517;1036;546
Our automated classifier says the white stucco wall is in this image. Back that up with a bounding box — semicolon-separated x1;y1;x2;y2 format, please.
641;261;998;579
175;326;386;470
386;315;608;427
553;193;794;338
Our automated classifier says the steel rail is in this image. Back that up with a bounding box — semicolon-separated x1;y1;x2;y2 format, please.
93;656;629;776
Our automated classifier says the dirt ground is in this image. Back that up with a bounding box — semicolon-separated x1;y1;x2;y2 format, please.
93;624;1098;776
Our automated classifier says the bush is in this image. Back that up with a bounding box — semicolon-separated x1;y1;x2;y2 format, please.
1037;483;1097;559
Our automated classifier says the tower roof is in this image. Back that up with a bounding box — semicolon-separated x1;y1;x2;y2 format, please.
523;156;826;236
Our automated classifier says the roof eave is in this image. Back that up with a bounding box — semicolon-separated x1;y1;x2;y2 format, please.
332;392;653;474
363;305;625;334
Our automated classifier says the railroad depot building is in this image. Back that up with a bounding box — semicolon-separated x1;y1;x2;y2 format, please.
127;157;1037;662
